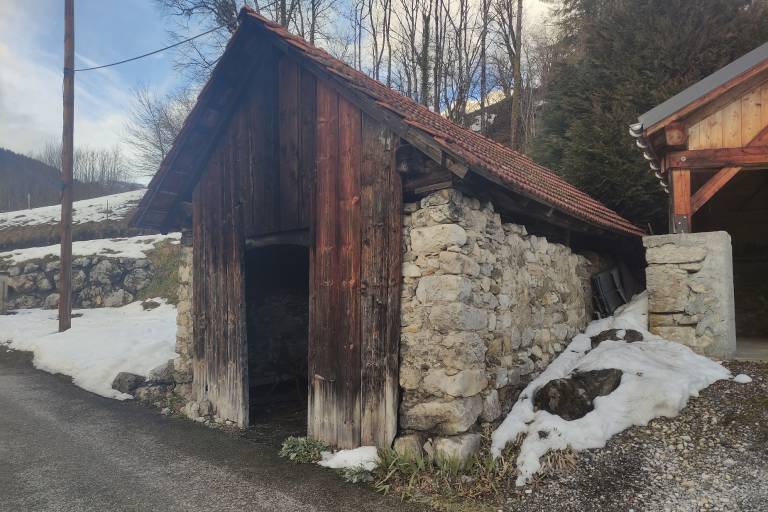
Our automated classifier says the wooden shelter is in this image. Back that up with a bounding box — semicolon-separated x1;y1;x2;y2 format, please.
133;8;642;448
632;42;768;339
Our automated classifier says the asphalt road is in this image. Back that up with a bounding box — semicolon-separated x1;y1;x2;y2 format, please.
0;348;419;512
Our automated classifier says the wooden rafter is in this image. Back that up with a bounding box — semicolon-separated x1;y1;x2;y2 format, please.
691;167;742;214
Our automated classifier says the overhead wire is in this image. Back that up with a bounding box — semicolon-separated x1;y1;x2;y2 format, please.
73;25;225;72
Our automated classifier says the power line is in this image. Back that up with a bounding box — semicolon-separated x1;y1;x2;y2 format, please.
73;25;225;72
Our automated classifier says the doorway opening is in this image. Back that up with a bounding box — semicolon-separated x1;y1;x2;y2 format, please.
244;243;309;441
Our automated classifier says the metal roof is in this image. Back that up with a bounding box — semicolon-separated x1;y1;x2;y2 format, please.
637;41;768;130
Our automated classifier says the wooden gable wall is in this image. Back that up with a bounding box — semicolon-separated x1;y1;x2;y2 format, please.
190;42;402;448
687;82;768;149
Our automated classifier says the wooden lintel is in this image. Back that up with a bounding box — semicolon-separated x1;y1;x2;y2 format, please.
664;122;687;146
667;147;768;169
245;229;310;249
691;167;742;214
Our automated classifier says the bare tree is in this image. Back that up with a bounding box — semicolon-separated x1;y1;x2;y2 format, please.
33;141;132;189
124;85;196;176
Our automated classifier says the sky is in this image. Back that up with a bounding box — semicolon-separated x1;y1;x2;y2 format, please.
0;0;552;170
0;0;183;158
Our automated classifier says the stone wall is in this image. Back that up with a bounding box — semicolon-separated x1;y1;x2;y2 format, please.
644;232;736;359
174;243;194;392
397;188;592;452
1;255;154;310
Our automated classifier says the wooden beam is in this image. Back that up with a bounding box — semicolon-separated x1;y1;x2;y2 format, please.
691;167;742;214
665;122;688;146
245;228;310;249
671;169;692;233
667;147;768;169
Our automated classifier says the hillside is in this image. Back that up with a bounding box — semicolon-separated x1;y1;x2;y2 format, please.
0;189;150;251
0;147;142;213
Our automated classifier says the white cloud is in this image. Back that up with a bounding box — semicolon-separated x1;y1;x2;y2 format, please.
0;2;132;157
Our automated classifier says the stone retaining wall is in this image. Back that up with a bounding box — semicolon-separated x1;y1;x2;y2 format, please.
397;188;593;453
643;232;736;359
1;256;154;310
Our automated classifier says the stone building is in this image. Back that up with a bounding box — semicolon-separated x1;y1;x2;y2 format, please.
132;8;643;451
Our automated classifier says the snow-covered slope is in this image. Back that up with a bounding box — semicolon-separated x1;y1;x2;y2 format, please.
0;301;177;399
491;293;735;486
0;189;145;230
0;233;180;265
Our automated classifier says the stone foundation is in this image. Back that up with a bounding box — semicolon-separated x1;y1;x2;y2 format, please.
644;232;735;359
398;188;593;452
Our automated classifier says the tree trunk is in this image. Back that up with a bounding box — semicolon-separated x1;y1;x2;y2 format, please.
510;0;523;150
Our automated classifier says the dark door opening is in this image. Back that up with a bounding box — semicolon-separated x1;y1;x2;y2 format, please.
244;244;309;438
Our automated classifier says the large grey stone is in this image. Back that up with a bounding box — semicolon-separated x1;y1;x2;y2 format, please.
646;244;707;265
111;372;146;394
400;396;483;435
43;293;60;310
422;369;488;398
411;225;468;254
393;433;424;460
91;259;120;285
416;275;472;304
123;268;152;292
645;266;688;313
432;433;481;467
428;303;487;331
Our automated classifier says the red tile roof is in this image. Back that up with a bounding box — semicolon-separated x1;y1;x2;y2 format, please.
241;9;644;237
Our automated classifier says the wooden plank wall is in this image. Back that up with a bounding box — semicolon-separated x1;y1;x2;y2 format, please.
191;47;403;446
688;82;768;149
308;78;403;449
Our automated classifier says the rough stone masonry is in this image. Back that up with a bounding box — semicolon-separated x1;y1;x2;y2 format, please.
644;232;736;359
396;188;593;458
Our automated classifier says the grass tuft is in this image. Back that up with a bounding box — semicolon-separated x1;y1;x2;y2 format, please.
279;436;329;464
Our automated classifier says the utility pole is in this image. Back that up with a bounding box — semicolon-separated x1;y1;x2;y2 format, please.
59;0;74;332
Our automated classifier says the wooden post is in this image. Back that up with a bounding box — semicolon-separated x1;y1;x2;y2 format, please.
0;271;9;315
59;0;74;332
670;168;692;233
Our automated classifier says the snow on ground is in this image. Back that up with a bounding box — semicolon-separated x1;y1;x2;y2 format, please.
0;232;180;264
318;446;379;471
0;300;177;399
0;189;145;230
490;292;732;486
733;373;753;383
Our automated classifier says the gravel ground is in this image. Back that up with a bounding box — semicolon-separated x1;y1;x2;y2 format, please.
494;361;768;512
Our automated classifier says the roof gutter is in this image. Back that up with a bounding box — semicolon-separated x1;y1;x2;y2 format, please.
629;122;668;194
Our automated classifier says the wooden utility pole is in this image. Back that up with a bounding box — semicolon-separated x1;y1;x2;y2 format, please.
59;0;74;332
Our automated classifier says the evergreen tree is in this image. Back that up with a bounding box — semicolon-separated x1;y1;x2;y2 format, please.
532;0;768;231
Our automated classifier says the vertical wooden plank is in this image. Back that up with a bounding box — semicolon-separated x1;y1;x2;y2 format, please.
382;139;403;448
741;89;762;145
701;111;722;148
359;116;401;448
278;57;301;230
337;96;362;448
299;69;317;229
722;100;742;148
359;115;387;446
309;79;340;446
671;169;692;233
687;122;701;150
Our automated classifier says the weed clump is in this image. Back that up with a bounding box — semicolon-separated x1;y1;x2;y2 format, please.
279;436;329;464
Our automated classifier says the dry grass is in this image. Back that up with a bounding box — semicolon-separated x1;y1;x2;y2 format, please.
0;218;149;252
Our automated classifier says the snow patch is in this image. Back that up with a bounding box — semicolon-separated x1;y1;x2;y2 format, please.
490;292;731;486
0;190;145;230
733;374;752;384
318;446;379;471
0;233;180;264
0;301;177;399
